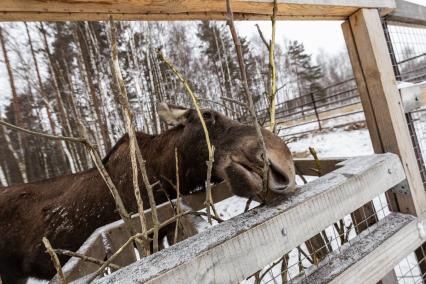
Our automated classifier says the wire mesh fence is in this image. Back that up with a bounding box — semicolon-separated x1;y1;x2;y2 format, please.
383;20;426;83
244;78;365;139
239;191;399;284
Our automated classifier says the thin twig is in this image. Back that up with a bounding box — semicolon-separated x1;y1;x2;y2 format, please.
53;249;120;270
269;0;278;133
188;211;224;223
220;96;249;109
110;18;154;254
88;210;193;282
244;198;253;213
0;118;137;248
174;148;181;244
156;50;220;224
198;98;238;116
0;119;88;145
43;237;66;284
226;0;269;196
79;122;140;246
309;147;322;176
255;24;270;49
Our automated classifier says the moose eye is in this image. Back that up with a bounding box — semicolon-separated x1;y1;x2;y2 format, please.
202;112;212;120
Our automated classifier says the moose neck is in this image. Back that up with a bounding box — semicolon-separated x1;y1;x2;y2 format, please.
101;126;189;209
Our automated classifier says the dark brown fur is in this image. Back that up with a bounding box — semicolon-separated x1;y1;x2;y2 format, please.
0;106;295;283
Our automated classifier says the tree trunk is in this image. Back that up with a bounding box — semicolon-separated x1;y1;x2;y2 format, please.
0;27;28;183
75;25;111;154
39;22;79;173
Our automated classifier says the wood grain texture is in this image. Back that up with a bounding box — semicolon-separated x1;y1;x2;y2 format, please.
89;154;405;284
387;0;426;26
52;181;232;282
344;8;426;215
299;212;425;284
0;0;395;21
294;158;344;176
56;159;338;281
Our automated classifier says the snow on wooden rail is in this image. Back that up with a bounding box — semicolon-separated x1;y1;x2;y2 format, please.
51;159;340;282
298;212;426;284
85;154;405;284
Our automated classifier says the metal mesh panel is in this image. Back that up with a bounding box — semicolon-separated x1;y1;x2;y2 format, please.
383;18;426;284
383;20;426;83
240;193;412;283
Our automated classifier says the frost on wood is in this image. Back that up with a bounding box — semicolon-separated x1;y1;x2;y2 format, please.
91;154;405;284
299;213;415;283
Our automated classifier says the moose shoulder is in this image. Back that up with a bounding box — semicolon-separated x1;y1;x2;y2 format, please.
0;103;295;283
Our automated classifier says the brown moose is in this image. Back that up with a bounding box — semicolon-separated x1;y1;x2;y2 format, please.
0;103;295;283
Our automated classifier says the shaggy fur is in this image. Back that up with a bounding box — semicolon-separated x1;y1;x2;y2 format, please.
0;106;294;283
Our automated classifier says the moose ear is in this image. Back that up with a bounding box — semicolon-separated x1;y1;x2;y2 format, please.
157;103;189;126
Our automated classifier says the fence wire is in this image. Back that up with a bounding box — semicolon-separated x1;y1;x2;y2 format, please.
240;192;398;283
239;19;426;284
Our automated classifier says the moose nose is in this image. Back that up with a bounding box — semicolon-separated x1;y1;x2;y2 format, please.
268;159;292;194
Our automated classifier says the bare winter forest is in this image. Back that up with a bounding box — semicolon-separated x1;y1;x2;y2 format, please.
0;21;352;187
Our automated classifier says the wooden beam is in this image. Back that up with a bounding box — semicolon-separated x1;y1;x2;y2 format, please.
342;8;426;216
299;212;426;284
294;158;344;176
343;8;426;281
89;154;405;284
55;182;231;282
399;82;426;113
55;159;340;281
0;0;396;21
387;0;426;26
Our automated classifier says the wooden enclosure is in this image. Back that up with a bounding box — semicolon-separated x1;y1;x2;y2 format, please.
2;0;426;283
0;0;395;21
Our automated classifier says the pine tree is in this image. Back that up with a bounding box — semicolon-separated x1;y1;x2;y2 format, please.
287;40;324;97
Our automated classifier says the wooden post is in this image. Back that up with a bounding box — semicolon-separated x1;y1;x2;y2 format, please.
342;8;426;280
310;93;322;131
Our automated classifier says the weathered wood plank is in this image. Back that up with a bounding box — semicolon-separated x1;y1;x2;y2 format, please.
89;154;405;284
387;0;426;26
344;8;426;216
294;158;344;176
299;212;424;284
53;181;231;282
399;82;426;113
0;0;396;21
343;8;426;280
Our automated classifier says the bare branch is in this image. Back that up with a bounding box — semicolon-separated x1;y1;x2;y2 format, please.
0;119;88;145
255;24;270;50
174;148;181;244
42;237;66;284
156;50;220;224
226;0;269;196
220;96;249;110
53;249;120;270
269;0;278;133
109;18;155;255
88;210;194;282
0;118;139;255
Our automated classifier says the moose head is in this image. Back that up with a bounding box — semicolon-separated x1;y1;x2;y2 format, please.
157;103;296;200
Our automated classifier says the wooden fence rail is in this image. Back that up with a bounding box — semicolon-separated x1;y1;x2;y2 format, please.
72;154;407;283
50;158;341;282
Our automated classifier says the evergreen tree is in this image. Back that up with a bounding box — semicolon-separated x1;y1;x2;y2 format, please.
287;40;324;97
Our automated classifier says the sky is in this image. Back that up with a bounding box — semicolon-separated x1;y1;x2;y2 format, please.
236;0;426;57
0;0;425;112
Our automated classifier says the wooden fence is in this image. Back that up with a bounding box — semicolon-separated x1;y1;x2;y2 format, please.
3;0;426;283
72;154;416;283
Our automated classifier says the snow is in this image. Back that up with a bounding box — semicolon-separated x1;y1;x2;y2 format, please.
287;128;373;158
